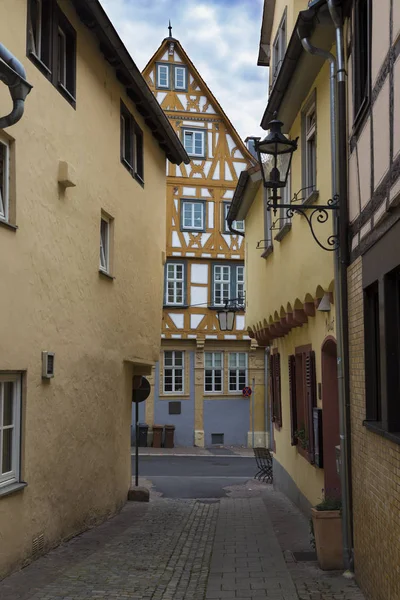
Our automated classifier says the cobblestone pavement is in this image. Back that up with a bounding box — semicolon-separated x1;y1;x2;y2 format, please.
0;487;366;600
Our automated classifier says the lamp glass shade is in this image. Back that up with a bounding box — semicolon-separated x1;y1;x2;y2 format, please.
217;309;236;331
256;118;297;190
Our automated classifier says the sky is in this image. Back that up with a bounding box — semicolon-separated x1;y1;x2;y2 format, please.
98;0;268;141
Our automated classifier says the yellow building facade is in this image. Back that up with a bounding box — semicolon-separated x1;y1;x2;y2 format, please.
140;35;266;448
231;0;341;512
0;0;187;579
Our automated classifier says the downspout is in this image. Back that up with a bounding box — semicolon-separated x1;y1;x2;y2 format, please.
265;347;271;448
298;3;353;572
327;0;352;572
0;43;32;128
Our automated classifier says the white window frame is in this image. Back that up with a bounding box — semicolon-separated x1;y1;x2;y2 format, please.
157;64;169;89
0;136;10;223
182;200;204;231
183;129;205;158
236;266;245;304
0;374;22;488
174;66;186;90
163;351;184;394
166;263;185;306
279;169;291;228
213;265;231;307
224;203;244;233
272;11;286;84
204;352;223;393
99;215;110;273
57;26;67;87
30;0;43;59
305;103;317;193
228;353;248;393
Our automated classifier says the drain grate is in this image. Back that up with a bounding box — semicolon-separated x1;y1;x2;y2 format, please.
32;533;45;557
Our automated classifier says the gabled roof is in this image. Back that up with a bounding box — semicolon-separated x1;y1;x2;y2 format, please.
143;36;256;165
69;0;189;165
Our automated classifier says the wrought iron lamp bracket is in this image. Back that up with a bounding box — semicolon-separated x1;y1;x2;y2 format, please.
265;194;339;252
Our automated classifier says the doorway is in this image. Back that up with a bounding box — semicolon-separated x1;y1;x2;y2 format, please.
321;338;341;497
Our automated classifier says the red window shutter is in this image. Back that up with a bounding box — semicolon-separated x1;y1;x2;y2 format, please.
288;355;297;445
305;350;317;463
276;353;282;427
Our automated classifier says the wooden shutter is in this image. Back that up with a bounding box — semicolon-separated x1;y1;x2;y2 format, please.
270;354;276;422
288;355;297;445
305;350;317;463
275;353;282;427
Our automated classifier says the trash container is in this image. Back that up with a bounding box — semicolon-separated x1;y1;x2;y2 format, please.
138;423;149;447
164;424;175;448
152;424;164;448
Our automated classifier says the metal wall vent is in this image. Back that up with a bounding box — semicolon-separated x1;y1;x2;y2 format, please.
42;351;55;379
211;433;224;445
32;533;45;556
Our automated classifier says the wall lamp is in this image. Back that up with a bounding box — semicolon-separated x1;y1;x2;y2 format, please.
216;297;244;331
256;115;339;251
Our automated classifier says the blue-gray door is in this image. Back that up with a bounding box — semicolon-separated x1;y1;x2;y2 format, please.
204;398;250;447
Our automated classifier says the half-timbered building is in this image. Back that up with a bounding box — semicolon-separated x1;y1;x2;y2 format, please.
139;31;266;448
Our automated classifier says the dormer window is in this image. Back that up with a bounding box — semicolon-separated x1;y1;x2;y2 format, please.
157;63;169;88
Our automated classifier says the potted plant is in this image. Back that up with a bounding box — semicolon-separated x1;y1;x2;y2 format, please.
294;426;309;450
311;491;343;570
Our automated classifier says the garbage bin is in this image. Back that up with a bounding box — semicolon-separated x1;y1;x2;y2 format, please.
164;424;175;448
138;423;149;447
152;424;164;448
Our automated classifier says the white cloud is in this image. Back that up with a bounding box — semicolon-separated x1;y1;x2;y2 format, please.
99;0;268;140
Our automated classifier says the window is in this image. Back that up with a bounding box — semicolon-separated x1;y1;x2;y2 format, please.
353;0;371;123
261;188;273;258
383;268;400;432
288;348;317;463
228;353;248;392
272;11;286;84
27;1;76;104
0;137;9;223
181;200;205;231
183;129;205;158
157;63;169;88
364;282;381;422
99;215;110;274
270;353;282;427
205;352;223;393
120;102;144;184
275;170;292;239
174;66;187;91
165;262;185;305
302;96;317;197
224;203;244;233
212;264;245;307
164;351;184;393
0;374;22;489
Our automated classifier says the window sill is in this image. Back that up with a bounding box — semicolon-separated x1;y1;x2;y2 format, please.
160;393;190;399
57;83;76;109
274;222;291;242
163;304;189;309
303;190;319;206
208;306;245;312
181;227;205;233
261;245;273;260
121;160;145;187
0;220;18;232
351;99;370;140
99;269;115;281
363;420;400;446
28;51;52;77
0;481;27;499
187;154;206;160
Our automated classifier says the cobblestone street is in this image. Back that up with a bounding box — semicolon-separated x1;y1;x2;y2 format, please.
0;487;365;600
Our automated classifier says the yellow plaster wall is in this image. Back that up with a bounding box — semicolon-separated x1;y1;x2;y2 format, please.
0;0;167;578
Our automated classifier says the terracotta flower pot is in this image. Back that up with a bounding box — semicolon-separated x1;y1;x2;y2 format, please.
311;508;343;570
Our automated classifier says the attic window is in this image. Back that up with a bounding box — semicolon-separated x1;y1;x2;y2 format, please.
157;64;169;89
174;66;187;91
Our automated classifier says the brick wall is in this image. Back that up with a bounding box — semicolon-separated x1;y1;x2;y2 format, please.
348;257;400;600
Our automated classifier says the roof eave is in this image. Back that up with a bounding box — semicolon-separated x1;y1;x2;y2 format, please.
257;0;276;67
260;3;335;132
228;167;263;224
71;0;189;165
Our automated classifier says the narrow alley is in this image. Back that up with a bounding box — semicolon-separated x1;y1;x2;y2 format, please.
0;479;365;600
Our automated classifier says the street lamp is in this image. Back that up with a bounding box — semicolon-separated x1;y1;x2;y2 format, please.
217;305;237;331
256;115;297;215
256;115;339;252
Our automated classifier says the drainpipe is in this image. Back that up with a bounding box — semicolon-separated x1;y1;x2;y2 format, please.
265;347;271;448
0;43;32;128
298;2;352;572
